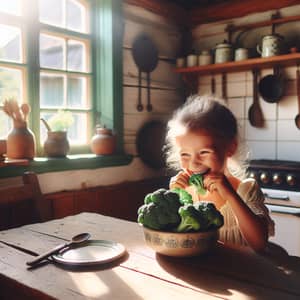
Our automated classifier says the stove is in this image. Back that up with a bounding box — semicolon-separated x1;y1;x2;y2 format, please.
247;160;300;256
248;159;300;192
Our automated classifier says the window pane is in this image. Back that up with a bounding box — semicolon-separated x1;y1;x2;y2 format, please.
40;34;65;69
68;112;87;144
39;0;63;27
0;24;22;63
0;67;22;100
40;73;64;107
67;39;86;72
67;76;87;108
66;0;87;32
0;111;12;139
0;0;21;16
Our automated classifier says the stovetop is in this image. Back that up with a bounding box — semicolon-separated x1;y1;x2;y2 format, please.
247;159;300;192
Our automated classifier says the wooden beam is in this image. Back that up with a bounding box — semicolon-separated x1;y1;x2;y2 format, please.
125;0;187;26
190;0;300;25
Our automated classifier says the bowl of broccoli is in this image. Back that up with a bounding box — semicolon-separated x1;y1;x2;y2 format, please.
137;187;224;257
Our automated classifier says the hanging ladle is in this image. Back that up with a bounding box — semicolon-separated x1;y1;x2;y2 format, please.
295;66;300;129
26;232;91;267
248;69;264;128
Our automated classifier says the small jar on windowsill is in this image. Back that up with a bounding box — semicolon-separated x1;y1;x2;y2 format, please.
43;131;70;158
7;120;36;160
91;125;116;155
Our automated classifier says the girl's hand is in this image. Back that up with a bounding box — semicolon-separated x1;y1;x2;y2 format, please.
169;171;190;190
204;172;235;196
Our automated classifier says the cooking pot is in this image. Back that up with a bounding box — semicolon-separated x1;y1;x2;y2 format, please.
257;34;284;57
258;66;285;103
214;40;233;63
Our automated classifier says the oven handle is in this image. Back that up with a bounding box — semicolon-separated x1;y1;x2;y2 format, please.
263;193;289;201
266;204;300;216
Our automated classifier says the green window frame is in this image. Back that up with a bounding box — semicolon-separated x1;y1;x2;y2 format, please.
0;0;131;178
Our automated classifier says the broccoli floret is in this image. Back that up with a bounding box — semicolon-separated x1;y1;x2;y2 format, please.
189;173;206;195
144;188;167;204
176;201;224;232
176;204;207;232
194;202;224;229
138;188;181;230
171;188;193;205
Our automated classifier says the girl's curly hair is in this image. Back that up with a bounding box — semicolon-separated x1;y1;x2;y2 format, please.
164;94;248;178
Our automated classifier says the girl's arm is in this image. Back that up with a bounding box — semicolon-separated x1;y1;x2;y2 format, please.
205;173;268;252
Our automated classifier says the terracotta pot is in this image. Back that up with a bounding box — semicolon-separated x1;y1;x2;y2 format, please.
91;127;116;155
7;122;35;159
44;131;70;157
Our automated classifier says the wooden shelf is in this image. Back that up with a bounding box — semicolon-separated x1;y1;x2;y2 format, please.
174;53;300;75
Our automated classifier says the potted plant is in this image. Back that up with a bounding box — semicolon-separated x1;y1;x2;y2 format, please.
41;110;74;157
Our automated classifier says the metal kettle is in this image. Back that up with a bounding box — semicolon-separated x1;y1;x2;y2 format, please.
257;34;284;57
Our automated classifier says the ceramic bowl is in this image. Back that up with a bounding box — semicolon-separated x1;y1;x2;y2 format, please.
142;226;219;257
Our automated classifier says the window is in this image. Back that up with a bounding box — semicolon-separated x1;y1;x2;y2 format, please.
0;0;124;156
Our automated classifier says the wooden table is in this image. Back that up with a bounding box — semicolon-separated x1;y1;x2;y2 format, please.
0;212;300;300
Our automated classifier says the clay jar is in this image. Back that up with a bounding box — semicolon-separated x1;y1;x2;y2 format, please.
44;131;70;157
91;126;116;155
7;121;35;159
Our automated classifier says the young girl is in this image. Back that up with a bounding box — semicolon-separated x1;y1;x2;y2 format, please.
166;95;274;252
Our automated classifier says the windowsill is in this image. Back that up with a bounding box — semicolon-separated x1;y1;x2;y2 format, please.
0;153;133;179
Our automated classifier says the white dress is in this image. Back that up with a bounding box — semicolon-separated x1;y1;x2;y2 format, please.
190;178;275;246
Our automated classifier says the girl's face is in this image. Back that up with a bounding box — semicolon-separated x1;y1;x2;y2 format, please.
175;129;236;174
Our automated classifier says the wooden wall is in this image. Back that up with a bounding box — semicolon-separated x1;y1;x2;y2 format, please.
44;176;169;222
122;3;185;156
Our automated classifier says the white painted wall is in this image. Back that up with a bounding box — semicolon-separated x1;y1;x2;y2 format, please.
192;5;300;161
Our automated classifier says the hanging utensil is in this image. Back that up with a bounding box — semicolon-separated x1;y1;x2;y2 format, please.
146;72;152;112
222;73;227;101
132;34;158;112
137;69;143;111
248;69;264;128
211;75;215;94
258;66;285;103
295;66;300;129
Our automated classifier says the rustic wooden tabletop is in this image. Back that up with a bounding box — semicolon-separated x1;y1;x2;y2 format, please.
0;212;299;300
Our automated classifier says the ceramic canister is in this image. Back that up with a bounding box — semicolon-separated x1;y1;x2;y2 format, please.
214;41;233;63
198;50;212;65
186;54;198;67
234;48;249;61
176;57;185;68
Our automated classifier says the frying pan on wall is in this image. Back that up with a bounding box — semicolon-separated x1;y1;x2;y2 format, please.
136;120;166;169
258;66;285;103
132;34;159;112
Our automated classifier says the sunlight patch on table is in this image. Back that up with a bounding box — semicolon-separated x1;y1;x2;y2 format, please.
69;273;109;298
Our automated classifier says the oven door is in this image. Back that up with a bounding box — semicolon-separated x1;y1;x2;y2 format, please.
266;204;300;257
